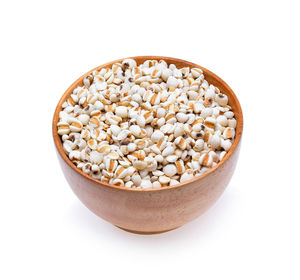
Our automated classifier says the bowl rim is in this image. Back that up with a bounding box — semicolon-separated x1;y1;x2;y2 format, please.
52;56;243;192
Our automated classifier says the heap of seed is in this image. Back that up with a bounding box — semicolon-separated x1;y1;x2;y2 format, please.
57;58;237;188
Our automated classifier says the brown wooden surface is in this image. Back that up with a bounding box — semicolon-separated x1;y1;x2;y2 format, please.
52;56;244;234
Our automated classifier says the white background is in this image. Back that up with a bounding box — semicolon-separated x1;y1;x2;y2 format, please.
1;0;299;279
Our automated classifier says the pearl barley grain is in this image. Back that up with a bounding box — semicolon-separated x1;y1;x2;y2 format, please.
163;164;177;177
151;130;164;142
57;58;237;188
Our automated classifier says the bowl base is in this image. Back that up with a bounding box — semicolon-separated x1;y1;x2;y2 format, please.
116;226;179;235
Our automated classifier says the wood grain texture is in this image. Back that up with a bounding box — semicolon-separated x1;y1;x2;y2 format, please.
52;56;244;234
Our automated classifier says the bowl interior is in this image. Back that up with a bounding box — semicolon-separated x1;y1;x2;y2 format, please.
52;56;243;191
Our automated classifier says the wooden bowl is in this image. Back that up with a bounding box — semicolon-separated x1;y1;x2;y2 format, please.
52;56;243;234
